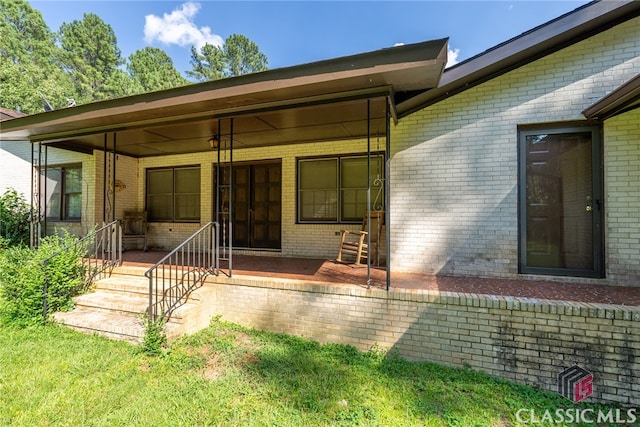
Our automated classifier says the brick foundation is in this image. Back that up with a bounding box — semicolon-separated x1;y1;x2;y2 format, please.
207;276;640;405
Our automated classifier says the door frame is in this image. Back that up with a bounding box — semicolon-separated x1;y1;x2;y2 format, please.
214;159;282;250
517;123;604;278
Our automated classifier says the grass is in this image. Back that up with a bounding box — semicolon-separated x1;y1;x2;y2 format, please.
0;319;624;427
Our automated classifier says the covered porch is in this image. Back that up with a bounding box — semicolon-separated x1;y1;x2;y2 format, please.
123;250;640;306
1;39;451;297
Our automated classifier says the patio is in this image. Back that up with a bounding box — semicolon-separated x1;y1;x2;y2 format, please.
121;250;640;306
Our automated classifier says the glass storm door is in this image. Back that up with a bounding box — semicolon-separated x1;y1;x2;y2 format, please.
216;162;281;249
519;126;602;277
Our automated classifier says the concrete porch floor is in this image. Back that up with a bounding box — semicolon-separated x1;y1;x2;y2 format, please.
120;251;640;306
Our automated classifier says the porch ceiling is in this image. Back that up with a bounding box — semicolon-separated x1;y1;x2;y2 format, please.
0;39;448;157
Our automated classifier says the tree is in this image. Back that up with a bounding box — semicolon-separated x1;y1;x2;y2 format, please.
187;44;225;82
187;33;268;82
57;13;126;103
224;34;268;77
127;47;188;92
0;0;74;113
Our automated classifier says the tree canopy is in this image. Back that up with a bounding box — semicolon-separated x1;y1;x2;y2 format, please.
128;47;188;92
58;13;124;103
0;0;269;113
187;34;268;82
0;0;73;113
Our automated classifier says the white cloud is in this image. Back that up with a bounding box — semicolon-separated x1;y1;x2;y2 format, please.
144;2;223;50
446;48;460;68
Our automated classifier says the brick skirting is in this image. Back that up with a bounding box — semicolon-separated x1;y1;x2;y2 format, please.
207;275;640;405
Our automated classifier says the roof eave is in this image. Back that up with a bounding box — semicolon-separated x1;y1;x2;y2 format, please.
396;0;640;118
0;38;448;142
582;73;640;120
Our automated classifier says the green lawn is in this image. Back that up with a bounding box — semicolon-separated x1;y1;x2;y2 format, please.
0;320;616;426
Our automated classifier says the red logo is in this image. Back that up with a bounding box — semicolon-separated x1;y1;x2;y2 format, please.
558;365;593;402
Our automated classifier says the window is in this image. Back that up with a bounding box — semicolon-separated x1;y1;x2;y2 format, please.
298;154;384;223
146;166;200;222
46;165;82;221
518;125;603;277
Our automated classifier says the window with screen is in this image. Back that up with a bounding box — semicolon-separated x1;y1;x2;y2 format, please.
146;166;200;222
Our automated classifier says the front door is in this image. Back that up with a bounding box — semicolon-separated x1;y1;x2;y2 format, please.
216;162;281;249
519;126;603;277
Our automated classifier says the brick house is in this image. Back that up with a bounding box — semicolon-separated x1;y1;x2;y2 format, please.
1;0;639;405
3;0;638;285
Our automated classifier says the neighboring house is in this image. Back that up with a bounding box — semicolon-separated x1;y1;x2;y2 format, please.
0;107;30;197
1;0;639;286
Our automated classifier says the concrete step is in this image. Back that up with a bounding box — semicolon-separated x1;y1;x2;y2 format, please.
101;270;207;302
54;267;214;343
94;275;149;295
53;307;145;344
73;290;148;315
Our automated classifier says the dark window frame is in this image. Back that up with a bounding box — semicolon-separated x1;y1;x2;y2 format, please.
45;164;82;222
297;152;385;224
146;165;201;223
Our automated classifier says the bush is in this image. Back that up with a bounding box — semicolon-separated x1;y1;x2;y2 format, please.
0;232;86;326
0;189;31;249
141;316;167;356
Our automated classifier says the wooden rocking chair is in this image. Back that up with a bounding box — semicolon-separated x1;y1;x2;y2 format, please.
336;211;384;267
121;210;147;251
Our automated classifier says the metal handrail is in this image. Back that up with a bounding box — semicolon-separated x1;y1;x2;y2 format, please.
42;220;122;320
145;222;219;323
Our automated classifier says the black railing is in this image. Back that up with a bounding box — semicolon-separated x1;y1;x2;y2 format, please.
145;222;219;323
42;220;122;320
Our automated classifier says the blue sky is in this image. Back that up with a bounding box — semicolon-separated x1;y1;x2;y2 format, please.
30;0;590;77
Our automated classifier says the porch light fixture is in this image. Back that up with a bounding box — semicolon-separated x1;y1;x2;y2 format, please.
208;134;219;149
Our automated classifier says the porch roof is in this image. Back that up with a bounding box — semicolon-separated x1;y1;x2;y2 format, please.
0;39;447;157
582;73;640;120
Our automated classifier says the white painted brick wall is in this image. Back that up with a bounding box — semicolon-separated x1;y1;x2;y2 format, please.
0;141;95;238
136;140;384;256
604;108;640;284
0;140;31;198
391;17;640;282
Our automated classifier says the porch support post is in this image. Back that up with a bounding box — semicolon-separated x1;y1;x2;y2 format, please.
366;99;371;287
103;133;107;223
30;142;39;247
43;144;47;238
229;117;234;277
216;118;221;238
112;133;117;222
30;142;35;248
31;141;43;247
385;98;391;291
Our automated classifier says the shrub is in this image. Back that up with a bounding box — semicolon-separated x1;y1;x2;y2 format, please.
0;189;31;249
0;232;86;326
141;316;167;356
